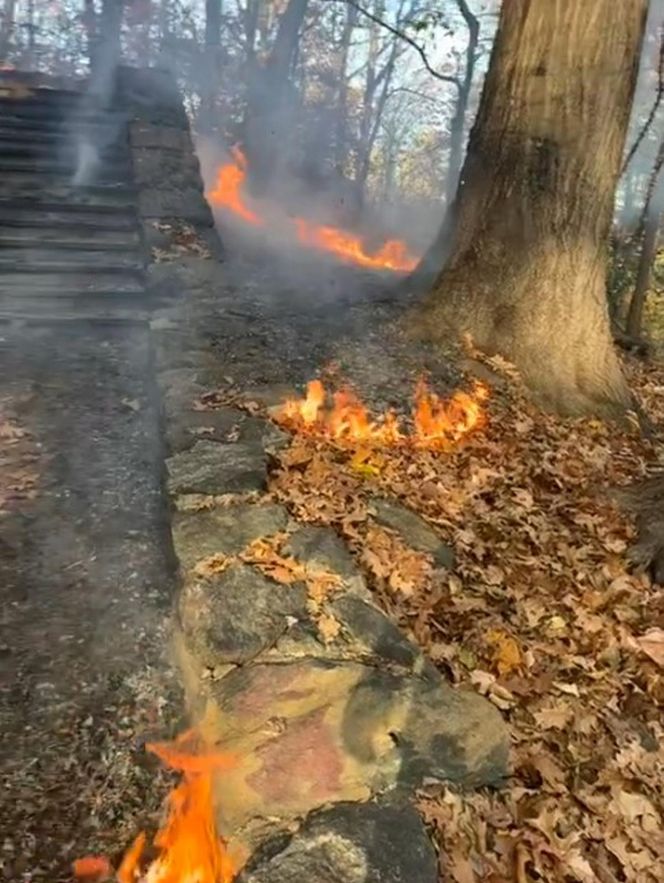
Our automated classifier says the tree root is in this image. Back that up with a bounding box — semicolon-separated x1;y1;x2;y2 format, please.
615;473;664;585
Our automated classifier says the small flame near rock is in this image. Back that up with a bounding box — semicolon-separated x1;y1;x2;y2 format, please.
207;148;418;273
74;730;235;883
274;378;489;448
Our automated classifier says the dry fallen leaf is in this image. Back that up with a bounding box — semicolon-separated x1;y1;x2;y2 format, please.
635;628;664;668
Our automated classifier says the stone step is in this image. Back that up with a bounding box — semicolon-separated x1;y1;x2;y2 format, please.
0;179;136;209
0;84;82;104
0;154;130;180
0;115;125;138
0;248;145;274
0;296;148;323
0;202;138;231
0;272;145;297
0;227;140;250
0;125;117;144
0;97;126;125
0;137;129;162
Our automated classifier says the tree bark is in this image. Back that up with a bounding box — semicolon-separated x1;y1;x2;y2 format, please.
200;0;223;131
444;0;480;204
409;0;648;417
626;172;663;338
335;2;358;172
0;0;16;63
244;0;309;191
89;0;124;103
400;0;480;293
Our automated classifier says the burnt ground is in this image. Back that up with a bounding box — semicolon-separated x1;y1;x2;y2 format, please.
196;231;460;411
0;324;179;882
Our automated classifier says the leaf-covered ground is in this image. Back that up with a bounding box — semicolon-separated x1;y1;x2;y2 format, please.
261;353;664;883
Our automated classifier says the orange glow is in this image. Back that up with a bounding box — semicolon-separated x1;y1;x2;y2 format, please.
292;218;417;273
207;149;418;273
74;730;235;883
276;379;488;449
208;147;263;227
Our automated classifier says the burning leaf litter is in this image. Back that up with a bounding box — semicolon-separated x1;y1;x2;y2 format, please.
207;147;418;273
74;356;664;883
274;377;488;449
263;354;664;882
75;731;235;883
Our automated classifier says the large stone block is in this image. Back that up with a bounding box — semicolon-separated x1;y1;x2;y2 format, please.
138;187;214;225
166;439;267;495
132;147;200;189
129;122;193;152
179;564;307;666
173;502;289;569
239;802;438;883
193;659;508;849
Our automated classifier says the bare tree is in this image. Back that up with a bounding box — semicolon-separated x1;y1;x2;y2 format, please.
408;0;648;417
243;0;310;191
626;143;664;337
0;0;16;62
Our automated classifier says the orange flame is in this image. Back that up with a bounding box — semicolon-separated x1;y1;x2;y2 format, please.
293;218;417;273
208;147;263;227
74;730;235;883
275;379;488;449
207;149;418;273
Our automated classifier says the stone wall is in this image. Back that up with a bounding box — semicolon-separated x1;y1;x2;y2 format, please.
125;69;509;881
114;66;222;258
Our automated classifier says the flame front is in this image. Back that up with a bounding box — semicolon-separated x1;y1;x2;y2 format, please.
275;379;488;449
207;147;263;227
207;150;418;273
75;730;235;883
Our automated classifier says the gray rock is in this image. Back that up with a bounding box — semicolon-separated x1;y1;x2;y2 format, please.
370;497;455;569
130;122;193;151
166;406;245;453
133;147;201;189
179;564;308;665
138;187;214;225
166;439;267;495
331;595;435;677
240;802;438;883
173;502;288;570
284;526;368;597
265;594;435;678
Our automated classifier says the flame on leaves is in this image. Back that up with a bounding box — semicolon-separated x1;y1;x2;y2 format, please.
207;149;417;273
276;379;488;449
75;730;235;883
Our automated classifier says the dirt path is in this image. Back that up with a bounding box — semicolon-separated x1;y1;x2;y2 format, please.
0;323;178;882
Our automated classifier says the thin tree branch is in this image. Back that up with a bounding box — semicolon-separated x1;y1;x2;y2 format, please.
622;25;664;176
324;0;461;89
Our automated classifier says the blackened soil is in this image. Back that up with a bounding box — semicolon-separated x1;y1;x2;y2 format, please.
0;323;179;882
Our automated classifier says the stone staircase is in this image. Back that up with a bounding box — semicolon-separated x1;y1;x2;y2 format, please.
0;82;146;321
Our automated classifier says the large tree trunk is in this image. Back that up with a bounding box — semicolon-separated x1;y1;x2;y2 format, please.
626;167;663;337
89;0;124;103
444;0;480;204
400;0;480;294
0;0;16;63
409;0;648;417
244;0;309;192
200;0;222;132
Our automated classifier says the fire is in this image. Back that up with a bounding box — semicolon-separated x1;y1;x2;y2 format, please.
75;730;235;883
275;378;488;449
207;147;263;227
207;149;418;273
293;219;417;273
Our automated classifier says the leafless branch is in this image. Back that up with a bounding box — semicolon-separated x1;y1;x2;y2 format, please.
622;25;664;176
324;0;461;89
